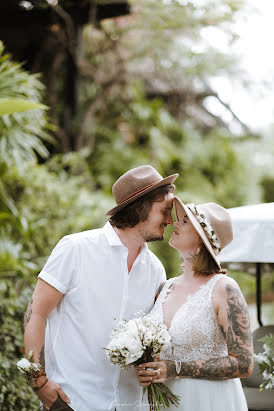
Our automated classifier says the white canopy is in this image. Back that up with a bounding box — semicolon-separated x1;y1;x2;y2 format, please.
219;202;274;263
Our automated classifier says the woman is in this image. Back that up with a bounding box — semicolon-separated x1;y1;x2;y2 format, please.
137;197;253;411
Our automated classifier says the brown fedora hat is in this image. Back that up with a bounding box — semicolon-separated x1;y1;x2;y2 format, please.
173;196;233;269
105;165;178;216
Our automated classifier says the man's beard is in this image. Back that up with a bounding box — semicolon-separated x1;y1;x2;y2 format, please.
145;235;164;242
141;230;165;242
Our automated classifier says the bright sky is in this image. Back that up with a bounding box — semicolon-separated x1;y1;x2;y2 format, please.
206;0;274;132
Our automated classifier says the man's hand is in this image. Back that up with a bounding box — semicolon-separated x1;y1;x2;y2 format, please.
36;379;70;411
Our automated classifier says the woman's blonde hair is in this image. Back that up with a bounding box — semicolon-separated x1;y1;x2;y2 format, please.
192;243;226;275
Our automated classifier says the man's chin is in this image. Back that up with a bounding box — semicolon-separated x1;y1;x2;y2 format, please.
146;235;164;242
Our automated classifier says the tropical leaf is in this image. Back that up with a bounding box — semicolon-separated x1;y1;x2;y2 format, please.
0;98;47;117
0;43;52;170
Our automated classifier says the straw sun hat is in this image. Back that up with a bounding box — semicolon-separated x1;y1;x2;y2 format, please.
106;165;178;216
173;196;233;268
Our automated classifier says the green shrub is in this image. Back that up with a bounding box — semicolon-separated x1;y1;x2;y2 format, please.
0;281;39;410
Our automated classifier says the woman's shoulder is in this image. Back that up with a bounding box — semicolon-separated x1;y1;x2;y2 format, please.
212;274;247;316
213;274;243;299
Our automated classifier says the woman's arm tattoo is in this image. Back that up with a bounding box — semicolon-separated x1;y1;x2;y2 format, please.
220;284;253;375
165;356;238;380
164;284;253;380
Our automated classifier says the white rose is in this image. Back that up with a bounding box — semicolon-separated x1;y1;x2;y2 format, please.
125;335;144;354
126;320;140;338
112;334;128;350
17;358;31;373
125;350;144;365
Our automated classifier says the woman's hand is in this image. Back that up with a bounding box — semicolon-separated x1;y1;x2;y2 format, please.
136;360;171;386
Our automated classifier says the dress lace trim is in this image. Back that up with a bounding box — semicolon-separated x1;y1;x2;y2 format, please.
150;274;228;362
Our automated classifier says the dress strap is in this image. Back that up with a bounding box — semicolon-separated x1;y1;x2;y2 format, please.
204;273;226;298
158;277;176;304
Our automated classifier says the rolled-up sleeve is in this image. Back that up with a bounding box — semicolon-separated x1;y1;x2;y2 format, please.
38;236;78;294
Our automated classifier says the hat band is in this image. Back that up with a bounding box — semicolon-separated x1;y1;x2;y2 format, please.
117;181;160;205
186;203;221;255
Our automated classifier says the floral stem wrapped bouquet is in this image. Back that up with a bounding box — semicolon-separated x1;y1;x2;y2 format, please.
17;350;47;390
105;315;180;410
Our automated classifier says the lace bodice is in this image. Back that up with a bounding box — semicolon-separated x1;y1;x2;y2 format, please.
150;274;228;362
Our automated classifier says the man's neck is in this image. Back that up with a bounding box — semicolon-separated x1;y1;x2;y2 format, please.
113;226;145;253
113;226;145;273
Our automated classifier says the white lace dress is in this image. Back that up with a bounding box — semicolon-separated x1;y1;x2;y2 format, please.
145;274;248;411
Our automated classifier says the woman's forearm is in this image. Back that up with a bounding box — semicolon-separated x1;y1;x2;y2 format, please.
165;352;254;380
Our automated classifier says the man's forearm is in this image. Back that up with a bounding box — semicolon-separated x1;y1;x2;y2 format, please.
165;352;253;381
24;311;46;369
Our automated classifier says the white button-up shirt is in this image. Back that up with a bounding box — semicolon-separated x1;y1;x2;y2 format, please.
38;222;166;411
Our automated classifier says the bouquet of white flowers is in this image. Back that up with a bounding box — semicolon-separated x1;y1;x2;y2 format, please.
17;350;46;389
17;357;41;374
105;315;180;410
254;333;274;391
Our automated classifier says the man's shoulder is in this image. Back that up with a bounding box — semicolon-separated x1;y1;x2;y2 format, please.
61;227;104;245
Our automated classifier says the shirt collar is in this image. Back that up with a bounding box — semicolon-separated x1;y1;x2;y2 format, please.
102;222;149;255
103;221;124;246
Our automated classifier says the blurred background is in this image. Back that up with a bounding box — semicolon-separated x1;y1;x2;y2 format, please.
0;0;273;409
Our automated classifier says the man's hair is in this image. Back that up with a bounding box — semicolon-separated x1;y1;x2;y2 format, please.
109;184;175;229
192;243;226;275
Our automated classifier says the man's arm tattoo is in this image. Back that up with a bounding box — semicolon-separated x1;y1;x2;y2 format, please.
39;345;45;371
165;284;253;380
24;298;33;329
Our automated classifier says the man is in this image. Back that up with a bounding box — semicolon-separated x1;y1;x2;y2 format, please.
23;165;178;411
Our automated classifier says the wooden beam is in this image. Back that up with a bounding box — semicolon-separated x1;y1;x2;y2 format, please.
256;262;263;326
